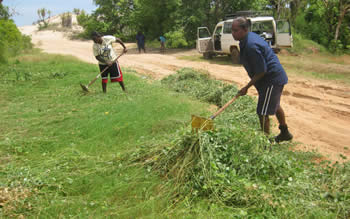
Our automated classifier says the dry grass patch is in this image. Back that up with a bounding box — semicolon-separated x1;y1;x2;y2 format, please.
0;187;36;217
279;53;350;83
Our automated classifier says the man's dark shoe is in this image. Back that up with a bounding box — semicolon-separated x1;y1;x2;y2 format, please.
274;125;293;143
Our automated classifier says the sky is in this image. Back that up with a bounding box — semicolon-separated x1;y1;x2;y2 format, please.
3;0;97;27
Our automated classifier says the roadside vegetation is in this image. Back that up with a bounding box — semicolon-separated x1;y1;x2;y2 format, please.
0;14;32;63
1;52;349;218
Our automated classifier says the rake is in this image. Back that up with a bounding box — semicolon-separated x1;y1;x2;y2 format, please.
191;94;239;131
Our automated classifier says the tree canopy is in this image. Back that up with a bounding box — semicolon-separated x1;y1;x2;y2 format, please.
75;0;350;51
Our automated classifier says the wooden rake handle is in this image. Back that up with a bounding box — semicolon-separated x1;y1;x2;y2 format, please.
209;95;239;120
87;53;125;87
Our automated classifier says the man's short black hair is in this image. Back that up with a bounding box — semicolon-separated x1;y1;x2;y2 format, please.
91;31;102;39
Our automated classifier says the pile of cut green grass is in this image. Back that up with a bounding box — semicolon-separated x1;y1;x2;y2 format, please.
161;68;239;107
137;68;350;218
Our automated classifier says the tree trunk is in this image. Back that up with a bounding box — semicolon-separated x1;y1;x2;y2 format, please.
290;0;306;25
334;2;350;42
323;0;335;39
206;0;210;28
334;11;344;41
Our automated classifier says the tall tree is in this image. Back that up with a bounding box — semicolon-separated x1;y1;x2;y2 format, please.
268;0;291;19
133;0;180;37
334;0;350;41
302;0;350;50
93;0;135;35
37;8;50;27
179;0;269;42
290;0;307;24
0;0;10;20
178;0;211;41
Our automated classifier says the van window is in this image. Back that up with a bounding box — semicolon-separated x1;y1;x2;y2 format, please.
277;20;290;34
215;26;223;35
251;21;273;35
199;28;210;38
223;22;232;34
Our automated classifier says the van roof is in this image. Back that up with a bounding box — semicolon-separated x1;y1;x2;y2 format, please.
222;16;274;23
225;11;273;19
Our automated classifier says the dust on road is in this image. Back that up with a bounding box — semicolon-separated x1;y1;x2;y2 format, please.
20;25;350;162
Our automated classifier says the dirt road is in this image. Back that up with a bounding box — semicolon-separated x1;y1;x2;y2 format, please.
20;25;350;162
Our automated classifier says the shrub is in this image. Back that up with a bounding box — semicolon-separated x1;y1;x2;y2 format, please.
330;39;344;55
288;32;327;54
164;29;188;48
0;40;7;63
61;12;72;28
76;10;89;26
0;19;32;63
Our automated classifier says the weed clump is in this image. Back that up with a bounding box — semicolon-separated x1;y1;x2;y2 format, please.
161;68;238;107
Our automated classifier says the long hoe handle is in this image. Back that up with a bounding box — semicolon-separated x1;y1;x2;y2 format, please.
86;65;109;88
86;53;125;88
209;95;239;120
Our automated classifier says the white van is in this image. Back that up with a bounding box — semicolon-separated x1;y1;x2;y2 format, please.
196;13;293;64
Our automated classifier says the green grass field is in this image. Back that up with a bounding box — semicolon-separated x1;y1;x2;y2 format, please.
1;52;349;218
0;53;209;217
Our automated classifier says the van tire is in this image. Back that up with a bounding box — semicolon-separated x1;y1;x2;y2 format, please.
203;52;213;59
231;48;240;64
273;48;280;54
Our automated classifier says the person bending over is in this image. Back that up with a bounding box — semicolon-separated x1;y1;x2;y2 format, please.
92;31;127;93
231;17;293;143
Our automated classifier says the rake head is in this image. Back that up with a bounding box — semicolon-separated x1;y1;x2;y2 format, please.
191;115;214;131
80;83;89;92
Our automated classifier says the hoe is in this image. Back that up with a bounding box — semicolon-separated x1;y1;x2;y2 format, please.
80;53;124;92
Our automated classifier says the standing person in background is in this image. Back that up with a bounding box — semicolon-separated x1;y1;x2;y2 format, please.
136;31;146;53
231;17;293;143
158;36;166;53
92;31;127;93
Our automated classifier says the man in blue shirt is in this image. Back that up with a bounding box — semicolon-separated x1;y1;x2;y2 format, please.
136;31;146;53
231;17;293;143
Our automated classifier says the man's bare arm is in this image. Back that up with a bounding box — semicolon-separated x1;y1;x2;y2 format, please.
238;72;265;96
116;38;127;53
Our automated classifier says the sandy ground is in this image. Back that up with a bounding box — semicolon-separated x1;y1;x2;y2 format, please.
19;25;350;162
